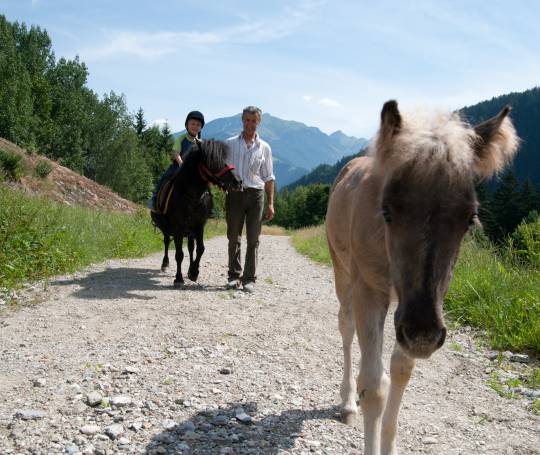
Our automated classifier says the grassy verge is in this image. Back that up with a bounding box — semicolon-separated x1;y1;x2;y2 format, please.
445;236;540;353
0;186;227;290
290;225;331;265
290;223;540;354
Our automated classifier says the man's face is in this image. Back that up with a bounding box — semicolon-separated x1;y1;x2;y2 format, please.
186;119;202;137
242;112;260;136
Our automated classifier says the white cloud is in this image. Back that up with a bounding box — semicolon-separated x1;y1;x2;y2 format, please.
31;0;39;5
319;97;341;108
79;2;321;61
302;95;341;107
152;118;168;129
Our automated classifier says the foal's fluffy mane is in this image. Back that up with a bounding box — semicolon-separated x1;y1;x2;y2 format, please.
370;109;478;181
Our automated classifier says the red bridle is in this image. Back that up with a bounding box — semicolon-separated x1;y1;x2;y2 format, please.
198;162;235;184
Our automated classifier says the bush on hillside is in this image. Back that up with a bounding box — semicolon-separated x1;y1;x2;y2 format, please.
33;159;52;178
0;148;25;180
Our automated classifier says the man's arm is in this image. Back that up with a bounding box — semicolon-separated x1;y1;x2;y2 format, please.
261;143;275;221
264;180;274;221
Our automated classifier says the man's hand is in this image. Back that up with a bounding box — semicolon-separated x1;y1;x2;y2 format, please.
264;204;275;221
174;154;183;165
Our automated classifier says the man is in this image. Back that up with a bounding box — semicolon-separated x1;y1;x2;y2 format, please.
225;106;275;293
148;110;205;211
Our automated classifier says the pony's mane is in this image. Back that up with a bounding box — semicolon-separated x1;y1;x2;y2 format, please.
200;139;230;172
370;109;477;181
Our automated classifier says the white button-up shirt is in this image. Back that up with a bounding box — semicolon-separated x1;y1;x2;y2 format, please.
226;133;275;190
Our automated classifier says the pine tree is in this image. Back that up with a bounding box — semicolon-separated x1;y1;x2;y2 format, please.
491;169;521;241
518;178;537;220
134;108;146;138
160;122;173;155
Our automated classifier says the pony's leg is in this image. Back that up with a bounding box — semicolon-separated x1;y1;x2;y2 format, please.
187;235;195;264
335;272;357;424
161;235;170;272
353;281;390;455
173;235;184;287
380;343;415;455
188;228;205;282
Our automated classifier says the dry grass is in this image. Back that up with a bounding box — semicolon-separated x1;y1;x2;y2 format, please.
262;224;290;236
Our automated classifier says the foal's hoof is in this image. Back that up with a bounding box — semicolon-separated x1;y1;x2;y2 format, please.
341;411;357;426
173;280;184;288
161;265;168;272
187;271;199;282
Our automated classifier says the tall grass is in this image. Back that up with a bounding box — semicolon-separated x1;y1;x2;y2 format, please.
0;186;226;290
291;225;331;265
445;234;540;353
291;223;540;354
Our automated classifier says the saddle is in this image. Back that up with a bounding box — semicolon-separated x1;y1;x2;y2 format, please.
155;172;214;217
155;177;176;215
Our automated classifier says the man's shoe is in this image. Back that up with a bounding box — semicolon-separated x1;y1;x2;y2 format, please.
242;282;255;293
226;279;240;289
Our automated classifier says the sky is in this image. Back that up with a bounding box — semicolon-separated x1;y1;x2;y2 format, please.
1;0;539;138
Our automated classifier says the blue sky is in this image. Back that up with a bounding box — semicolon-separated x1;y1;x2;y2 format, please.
2;0;539;138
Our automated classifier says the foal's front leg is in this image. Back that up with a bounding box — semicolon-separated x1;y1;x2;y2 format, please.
381;343;415;455
173;235;184;287
353;282;390;455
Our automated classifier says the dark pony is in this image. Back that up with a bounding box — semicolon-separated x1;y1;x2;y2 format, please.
151;140;241;287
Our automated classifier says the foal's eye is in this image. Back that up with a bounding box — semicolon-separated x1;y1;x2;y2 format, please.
382;206;392;223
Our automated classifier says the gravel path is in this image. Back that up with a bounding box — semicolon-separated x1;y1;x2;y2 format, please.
0;235;538;455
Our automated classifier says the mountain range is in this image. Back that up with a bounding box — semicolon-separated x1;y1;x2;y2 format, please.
174;113;368;187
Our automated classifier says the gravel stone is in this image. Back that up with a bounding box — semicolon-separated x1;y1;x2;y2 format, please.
86;391;103;407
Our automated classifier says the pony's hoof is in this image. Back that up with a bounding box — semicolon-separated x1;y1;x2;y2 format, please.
341;411;357;426
173;280;184;288
188;272;199;282
161;265;168;272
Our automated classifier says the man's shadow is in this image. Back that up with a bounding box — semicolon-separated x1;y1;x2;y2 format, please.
53;267;225;301
145;402;340;454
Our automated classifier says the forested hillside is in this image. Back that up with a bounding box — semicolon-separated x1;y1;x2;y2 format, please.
0;15;171;203
283;150;366;191
461;87;540;184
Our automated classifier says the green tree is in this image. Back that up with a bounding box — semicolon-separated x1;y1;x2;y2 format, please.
518;178;538;221
45;56;90;171
160;122;174;155
96;127;153;203
0;16;33;144
491;170;521;241
134;107;146;138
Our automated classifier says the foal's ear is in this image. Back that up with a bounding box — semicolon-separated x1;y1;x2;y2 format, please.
472;106;519;178
380;100;402;139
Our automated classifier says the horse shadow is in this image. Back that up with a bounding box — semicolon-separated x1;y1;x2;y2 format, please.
145;402;340;454
52;267;229;301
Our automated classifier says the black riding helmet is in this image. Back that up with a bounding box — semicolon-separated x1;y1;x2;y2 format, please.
185;111;205;129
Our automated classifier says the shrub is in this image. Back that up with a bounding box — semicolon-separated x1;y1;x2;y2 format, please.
510;212;540;267
0;148;25;180
33;159;53;179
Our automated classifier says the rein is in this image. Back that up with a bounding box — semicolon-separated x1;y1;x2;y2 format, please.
198;162;235;184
